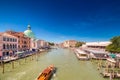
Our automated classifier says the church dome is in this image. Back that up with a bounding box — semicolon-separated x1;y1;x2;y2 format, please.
24;25;36;39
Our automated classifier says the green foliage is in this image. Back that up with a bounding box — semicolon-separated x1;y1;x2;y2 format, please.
48;42;55;46
75;41;85;47
106;36;120;53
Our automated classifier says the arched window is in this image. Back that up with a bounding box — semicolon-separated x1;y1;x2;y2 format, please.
2;52;6;56
12;38;14;42
3;44;5;49
13;44;14;49
18;45;20;48
7;38;9;41
15;39;17;42
10;38;12;42
7;44;9;49
10;44;12;49
3;37;6;41
14;44;15;48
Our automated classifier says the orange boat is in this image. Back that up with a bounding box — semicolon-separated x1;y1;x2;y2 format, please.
37;65;55;80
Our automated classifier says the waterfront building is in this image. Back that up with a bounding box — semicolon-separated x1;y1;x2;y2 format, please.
24;25;37;51
81;41;111;59
24;25;50;50
0;32;18;59
58;43;64;48
82;41;111;50
63;40;77;48
6;31;31;51
44;41;49;48
38;40;49;48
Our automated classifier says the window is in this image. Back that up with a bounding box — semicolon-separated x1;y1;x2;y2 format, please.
10;44;12;49
10;38;12;42
18;45;20;48
13;44;14;48
24;41;27;44
3;37;6;41
13;39;14;42
15;39;17;42
15;44;16;48
7;38;9;41
14;39;15;42
6;52;9;56
3;44;5;49
7;44;9;49
2;52;6;56
14;39;16;42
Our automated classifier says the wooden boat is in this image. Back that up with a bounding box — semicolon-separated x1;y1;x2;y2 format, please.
37;65;55;80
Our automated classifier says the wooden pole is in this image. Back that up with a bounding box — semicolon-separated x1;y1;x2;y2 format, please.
32;54;33;60
2;61;4;74
18;60;20;65
112;64;115;78
12;61;14;69
36;52;38;61
25;56;26;63
110;72;113;80
0;60;1;66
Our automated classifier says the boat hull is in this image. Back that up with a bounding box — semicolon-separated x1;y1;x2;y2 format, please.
37;65;55;80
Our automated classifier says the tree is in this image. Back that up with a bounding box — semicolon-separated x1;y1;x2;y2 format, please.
75;41;85;47
106;36;120;53
48;42;55;46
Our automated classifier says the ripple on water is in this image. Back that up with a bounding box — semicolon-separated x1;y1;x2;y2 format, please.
0;49;116;80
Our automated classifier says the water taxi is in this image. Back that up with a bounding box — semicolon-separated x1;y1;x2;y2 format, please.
37;65;55;80
75;49;89;60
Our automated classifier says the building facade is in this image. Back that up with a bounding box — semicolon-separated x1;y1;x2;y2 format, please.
63;40;77;48
24;25;50;50
37;40;49;48
6;31;31;51
82;41;111;51
0;32;18;59
24;25;38;50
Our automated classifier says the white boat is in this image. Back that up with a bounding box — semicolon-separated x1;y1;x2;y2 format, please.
75;49;89;60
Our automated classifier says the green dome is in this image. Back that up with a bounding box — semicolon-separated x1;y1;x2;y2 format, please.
24;25;36;39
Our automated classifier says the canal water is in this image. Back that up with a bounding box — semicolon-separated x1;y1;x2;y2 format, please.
0;48;117;80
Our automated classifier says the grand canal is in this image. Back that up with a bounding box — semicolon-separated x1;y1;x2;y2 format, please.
0;48;117;80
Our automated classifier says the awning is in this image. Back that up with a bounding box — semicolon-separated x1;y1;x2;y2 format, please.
116;54;120;58
109;54;116;58
16;51;24;54
107;58;116;63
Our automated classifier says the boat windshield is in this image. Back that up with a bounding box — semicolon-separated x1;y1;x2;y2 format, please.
80;54;87;56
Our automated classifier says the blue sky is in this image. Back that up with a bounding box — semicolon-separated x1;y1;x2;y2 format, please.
0;0;120;43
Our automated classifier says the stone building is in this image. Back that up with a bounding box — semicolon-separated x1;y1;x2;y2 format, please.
6;31;31;51
63;40;77;48
0;32;18;59
82;41;111;50
24;25;50;50
24;25;38;51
